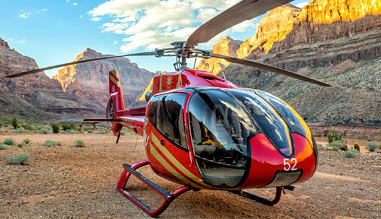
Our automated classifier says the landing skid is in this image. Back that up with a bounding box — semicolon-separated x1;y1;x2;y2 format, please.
230;187;284;206
115;160;192;217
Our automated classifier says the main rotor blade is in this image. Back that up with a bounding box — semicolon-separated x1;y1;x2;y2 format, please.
211;54;331;87
5;51;156;78
185;0;292;48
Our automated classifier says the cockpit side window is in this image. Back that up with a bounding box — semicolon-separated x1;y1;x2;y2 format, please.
150;93;188;150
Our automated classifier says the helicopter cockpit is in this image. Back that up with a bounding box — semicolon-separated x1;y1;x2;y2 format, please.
187;89;257;188
149;88;299;188
187;88;297;188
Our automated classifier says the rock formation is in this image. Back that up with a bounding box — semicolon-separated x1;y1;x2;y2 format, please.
237;4;301;58
0;38;153;120
53;48;154;109
220;0;381;125
195;37;242;75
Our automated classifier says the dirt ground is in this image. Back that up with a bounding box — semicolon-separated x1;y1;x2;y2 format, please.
0;132;380;218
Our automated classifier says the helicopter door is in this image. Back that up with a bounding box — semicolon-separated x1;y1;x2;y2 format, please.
153;93;188;149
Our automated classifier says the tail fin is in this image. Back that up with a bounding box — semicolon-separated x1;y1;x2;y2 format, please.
109;70;125;111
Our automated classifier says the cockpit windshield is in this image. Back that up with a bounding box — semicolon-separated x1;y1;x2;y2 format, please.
188;89;256;187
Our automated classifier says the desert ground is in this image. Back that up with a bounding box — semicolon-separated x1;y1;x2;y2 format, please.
0;132;380;218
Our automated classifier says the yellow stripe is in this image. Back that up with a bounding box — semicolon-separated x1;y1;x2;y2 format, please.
110;70;118;78
150;143;200;188
159;75;162;92
151;133;212;188
176;71;181;88
110;75;120;87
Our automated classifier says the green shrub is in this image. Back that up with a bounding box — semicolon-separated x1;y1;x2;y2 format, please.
43;140;62;147
23;138;31;144
87;130;93;133
11;117;19;129
22;123;34;131
343;149;359;158
353;143;360;151
74;140;85;147
120;131;125;136
327;130;342;143
365;142;378;152
51;123;60;133
11;129;22;133
328;140;347;151
62;123;76;131
17;143;24;148
3;138;15;145
6;153;30;165
38;129;49;134
0;144;8;150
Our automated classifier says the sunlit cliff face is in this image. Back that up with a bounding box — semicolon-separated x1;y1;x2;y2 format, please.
54;49;91;92
195;37;241;75
196;0;381;75
298;0;381;24
237;4;301;58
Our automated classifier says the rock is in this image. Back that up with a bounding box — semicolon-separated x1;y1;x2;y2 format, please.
195;37;242;75
236;4;301;58
54;48;154;108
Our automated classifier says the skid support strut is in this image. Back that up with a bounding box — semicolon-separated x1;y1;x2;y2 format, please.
231;187;283;206
115;160;192;217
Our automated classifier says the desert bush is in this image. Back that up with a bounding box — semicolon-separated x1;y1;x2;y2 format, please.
343;149;359;158
62;123;76;131
0;144;8;150
328;140;347;151
12;129;22;133
17;143;24;148
87;130;93;133
365;142;378;152
353;143;360;151
6;153;30;165
43;140;62;147
38;129;49;134
23;138;31;144
51;123;60;133
3;138;15;145
120;131;125;136
22;123;34;131
11;117;19;129
327;130;342;143
74;140;85;147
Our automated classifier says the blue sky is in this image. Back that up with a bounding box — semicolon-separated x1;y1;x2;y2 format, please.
0;0;310;77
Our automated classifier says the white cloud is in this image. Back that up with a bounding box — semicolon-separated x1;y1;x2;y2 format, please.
19;12;31;19
73;2;78;6
113;40;118;45
18;8;48;19
89;0;256;52
90;17;102;22
66;0;70;2
296;1;310;9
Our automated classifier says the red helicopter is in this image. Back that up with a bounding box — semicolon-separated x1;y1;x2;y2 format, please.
6;0;331;217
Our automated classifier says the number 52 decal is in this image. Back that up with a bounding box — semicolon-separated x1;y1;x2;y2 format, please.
284;158;297;171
